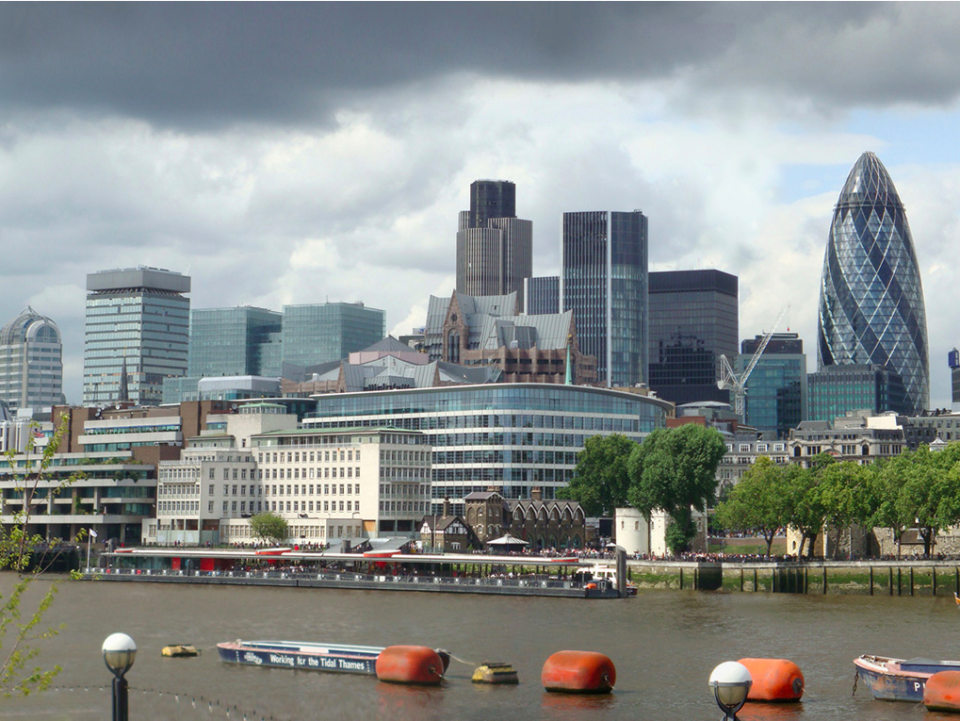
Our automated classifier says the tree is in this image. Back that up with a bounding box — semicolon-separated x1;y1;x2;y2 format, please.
781;463;825;559
559;434;637;516
817;461;872;559
249;511;289;546
0;417;81;696
627;424;727;554
869;455;915;558
713;457;788;556
889;444;960;557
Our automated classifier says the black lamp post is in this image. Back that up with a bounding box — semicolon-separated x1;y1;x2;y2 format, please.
102;632;137;721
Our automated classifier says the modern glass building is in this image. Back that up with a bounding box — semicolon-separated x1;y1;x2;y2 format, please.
83;267;191;406
0;308;64;410
818;151;930;414
648;269;738;405
188;306;282;377
807;364;909;422
281;302;385;368
738;333;806;438
456;180;533;311
561;211;648;388
303;383;671;513
524;276;559;315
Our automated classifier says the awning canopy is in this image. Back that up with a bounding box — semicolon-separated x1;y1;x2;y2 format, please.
486;533;529;546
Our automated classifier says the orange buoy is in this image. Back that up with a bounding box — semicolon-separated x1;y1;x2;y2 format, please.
376;646;445;686
737;658;804;702
541;650;616;694
924;670;960;712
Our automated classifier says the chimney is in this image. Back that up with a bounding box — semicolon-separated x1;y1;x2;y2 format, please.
443;497;451;518
531;487;542;502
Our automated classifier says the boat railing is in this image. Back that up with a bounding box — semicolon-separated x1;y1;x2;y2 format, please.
90;567;585;590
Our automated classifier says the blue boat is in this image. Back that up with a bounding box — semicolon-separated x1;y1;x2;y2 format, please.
854;654;960;702
218;640;382;675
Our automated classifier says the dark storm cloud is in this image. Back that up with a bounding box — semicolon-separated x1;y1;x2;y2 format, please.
0;3;719;127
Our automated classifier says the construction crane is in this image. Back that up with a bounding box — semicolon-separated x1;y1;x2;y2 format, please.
717;306;789;422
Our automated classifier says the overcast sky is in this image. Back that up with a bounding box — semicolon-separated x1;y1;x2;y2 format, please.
4;3;960;407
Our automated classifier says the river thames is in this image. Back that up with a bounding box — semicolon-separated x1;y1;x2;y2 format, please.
2;577;959;720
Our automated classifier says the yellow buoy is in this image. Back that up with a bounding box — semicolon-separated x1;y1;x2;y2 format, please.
472;661;519;685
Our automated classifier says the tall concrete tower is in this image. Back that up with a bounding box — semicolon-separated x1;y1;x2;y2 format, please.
456;180;532;311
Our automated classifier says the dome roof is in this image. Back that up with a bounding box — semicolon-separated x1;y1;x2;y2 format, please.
0;307;61;346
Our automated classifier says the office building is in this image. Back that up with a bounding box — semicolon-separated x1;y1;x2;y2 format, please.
456;180;533;311
423;291;597;385
524;276;559;315
82;267;191;406
303;383;672;514
147;403;431;545
561;211;648;387
818;151;930;414
951;349;960;412
738;332;807;438
0;308;64;410
281;302;385;369
189;306;282;378
648;269;738;405
807;364;909;422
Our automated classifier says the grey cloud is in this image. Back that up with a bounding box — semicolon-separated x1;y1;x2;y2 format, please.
0;3;725;128
9;3;951;130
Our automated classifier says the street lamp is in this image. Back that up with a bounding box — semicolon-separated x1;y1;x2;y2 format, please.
103;632;136;721
709;661;752;720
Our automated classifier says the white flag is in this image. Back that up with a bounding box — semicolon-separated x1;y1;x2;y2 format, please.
89;529;99;539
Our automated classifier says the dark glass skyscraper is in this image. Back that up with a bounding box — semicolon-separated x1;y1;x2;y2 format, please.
739;332;806;438
648;269;738;406
524;276;559;315
188;306;282;378
456;180;532;311
561;211;648;387
818;152;930;414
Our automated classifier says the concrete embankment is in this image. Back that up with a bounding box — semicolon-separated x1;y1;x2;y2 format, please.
628;559;960;596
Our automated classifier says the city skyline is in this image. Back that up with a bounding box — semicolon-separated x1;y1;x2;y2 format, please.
3;5;960;405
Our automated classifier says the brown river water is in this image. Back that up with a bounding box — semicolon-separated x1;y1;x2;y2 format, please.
1;577;959;720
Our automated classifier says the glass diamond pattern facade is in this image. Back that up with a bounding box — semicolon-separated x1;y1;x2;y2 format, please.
818;152;930;414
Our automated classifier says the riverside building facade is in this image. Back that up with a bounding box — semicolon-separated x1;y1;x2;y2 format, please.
303;383;672;515
149;403;430;546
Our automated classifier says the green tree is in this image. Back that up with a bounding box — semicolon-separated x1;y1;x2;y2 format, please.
868;455;915;558
627;424;727;554
888;444;960;557
817;461;872;559
249;511;289;545
0;417;81;696
781;462;826;559
713;457;788;556
559;434;636;516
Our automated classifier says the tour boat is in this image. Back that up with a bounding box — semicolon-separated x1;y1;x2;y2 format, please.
854;654;960;701
218;639;451;677
583;564;638;596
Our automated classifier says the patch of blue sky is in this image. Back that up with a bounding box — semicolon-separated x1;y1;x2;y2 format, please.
843;106;960;167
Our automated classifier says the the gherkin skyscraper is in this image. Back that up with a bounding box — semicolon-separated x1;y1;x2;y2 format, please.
818;152;929;414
